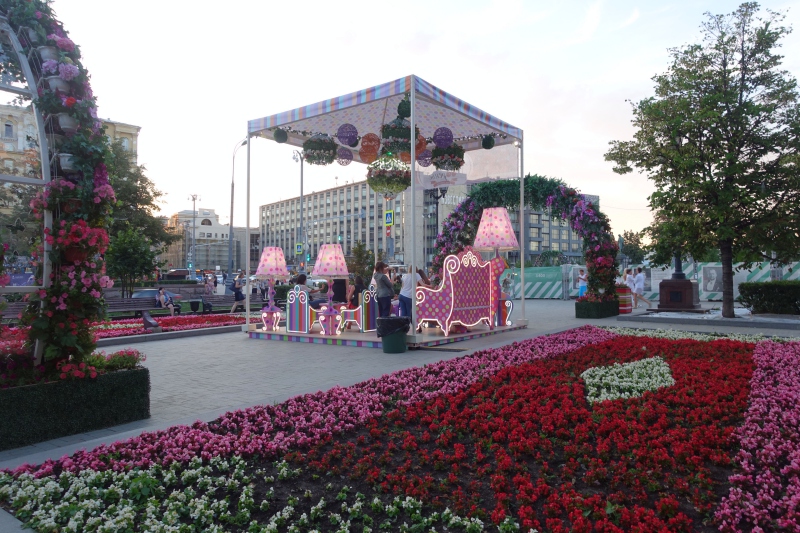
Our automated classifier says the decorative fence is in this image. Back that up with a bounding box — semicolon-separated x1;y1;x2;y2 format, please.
503;262;798;301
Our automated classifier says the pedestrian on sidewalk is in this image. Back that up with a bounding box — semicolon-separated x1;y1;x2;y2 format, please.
634;267;652;308
373;261;395;318
624;268;637;307
578;269;588;297
229;273;246;313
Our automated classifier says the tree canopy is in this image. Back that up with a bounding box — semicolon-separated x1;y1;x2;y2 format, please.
605;2;800;317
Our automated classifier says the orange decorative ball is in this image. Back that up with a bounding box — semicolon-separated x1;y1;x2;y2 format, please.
359;148;378;164
361;133;380;152
399;152;411;163
416;134;427;153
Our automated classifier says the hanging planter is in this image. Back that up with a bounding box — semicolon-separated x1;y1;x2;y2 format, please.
397;95;411;119
431;143;466;171
57;113;79;134
366;156;411;197
301;134;337;165
48;133;66;149
380;117;420;158
272;128;288;143
58;153;78;174
37;46;59;61
482;135;496;150
19;27;41;45
59;197;82;214
63;246;88;264
45;76;70;93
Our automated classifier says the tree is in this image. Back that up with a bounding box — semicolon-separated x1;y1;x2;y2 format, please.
105;228;159;298
106;141;177;249
620;230;646;264
346;240;375;283
605;3;800;317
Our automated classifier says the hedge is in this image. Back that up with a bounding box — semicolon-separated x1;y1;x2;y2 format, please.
738;280;800;315
136;280;199;287
0;368;150;451
575;300;620;319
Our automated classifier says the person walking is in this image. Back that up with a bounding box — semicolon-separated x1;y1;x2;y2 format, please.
373;261;395;318
624;268;637;307
578;269;588;298
205;275;214;295
229;272;246;313
634;267;652;308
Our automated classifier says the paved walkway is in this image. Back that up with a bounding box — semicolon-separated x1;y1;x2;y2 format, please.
1;300;798;530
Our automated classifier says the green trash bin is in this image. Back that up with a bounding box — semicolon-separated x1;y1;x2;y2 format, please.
377;316;411;353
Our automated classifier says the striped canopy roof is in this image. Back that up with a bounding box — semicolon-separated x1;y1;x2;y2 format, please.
247;75;522;165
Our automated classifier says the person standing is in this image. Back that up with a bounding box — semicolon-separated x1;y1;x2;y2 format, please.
373;261;395;318
625;268;637;307
578;269;588;297
229;272;246;313
398;267;430;317
634;267;652;308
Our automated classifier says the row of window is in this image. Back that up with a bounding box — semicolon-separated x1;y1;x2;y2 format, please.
197;232;227;239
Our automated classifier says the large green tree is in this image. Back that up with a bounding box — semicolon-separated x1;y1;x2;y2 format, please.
605;2;800;317
346;240;375;283
105;228;159;298
620;230;646;264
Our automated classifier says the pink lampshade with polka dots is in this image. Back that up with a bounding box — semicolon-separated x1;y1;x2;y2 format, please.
473;207;519;251
311;244;349;279
254;247;290;280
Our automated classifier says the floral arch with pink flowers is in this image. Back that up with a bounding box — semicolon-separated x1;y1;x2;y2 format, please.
433;175;619;300
1;1;115;363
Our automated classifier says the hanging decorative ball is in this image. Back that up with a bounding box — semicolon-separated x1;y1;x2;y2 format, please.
415;134;427;153
337;123;359;146
417;149;432;167
397;97;411;119
359;148;378;164
399;151;411;163
482;135;495;150
361;133;381;153
348;137;360;148
337;147;353;166
273;128;288;144
433;127;453;149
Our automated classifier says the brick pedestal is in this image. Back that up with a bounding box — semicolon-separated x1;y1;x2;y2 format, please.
657;279;701;310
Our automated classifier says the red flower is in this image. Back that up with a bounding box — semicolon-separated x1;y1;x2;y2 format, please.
65;97;77;107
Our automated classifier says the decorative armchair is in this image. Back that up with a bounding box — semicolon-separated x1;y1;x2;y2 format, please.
285;286;327;334
337;285;378;334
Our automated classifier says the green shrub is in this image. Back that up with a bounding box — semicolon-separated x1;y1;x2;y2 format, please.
274;284;291;302
738;280;800;314
0;368;150;451
575;300;619;319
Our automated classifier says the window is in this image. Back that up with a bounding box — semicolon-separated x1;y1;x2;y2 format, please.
529;213;540;224
542;235;550;247
199;232;205;237
530;227;540;238
529;241;540;252
201;219;212;226
4;123;12;138
561;229;569;240
120;138;130;151
572;243;580;252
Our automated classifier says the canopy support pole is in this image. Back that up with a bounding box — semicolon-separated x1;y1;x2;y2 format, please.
245;133;252;330
409;77;419;341
517;133;528;326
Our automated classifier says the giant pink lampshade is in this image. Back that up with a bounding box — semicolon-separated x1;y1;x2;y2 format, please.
255;247;290;280
473;207;519;251
311;244;349;279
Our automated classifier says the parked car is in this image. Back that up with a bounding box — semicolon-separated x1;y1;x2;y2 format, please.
131;289;182;313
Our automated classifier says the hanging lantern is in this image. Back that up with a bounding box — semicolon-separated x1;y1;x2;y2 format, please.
273;128;288;144
359;148;378;164
415;134;427;153
361;133;381;153
433;127;453;148
482;135;495;150
417;149;432;167
337;147;353;166
337;123;358;146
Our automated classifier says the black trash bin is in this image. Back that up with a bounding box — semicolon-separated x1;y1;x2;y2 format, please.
377;316;411;353
189;300;200;313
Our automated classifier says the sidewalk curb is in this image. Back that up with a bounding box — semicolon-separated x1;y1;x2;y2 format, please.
96;324;260;347
0;508;24;530
616;314;800;330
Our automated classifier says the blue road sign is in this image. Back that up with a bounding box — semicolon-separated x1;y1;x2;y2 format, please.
295;243;303;255
385;211;394;226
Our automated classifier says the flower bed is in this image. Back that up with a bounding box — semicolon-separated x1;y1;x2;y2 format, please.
0;327;797;531
92;313;246;338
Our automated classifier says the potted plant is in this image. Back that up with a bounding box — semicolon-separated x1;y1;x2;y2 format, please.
302;134;337;165
366;156;411;199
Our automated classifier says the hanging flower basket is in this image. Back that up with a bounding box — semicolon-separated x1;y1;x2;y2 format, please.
57;113;79;134
272;128;288;143
431;143;466;171
380;117;420;158
45;76;70;93
63;246;88;263
302;134;337;166
58;153;78;174
37;46;59;61
366;156;411;197
59;197;82;215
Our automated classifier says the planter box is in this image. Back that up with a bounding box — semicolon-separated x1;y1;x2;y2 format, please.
575;300;619;319
0;368;150;451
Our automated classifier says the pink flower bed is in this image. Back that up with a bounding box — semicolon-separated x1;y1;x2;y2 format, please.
716;340;800;532
92;314;245;339
9;326;617;478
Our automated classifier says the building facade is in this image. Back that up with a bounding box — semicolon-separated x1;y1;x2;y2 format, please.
260;178;599;270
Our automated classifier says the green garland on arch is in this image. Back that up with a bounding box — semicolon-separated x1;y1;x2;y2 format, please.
432;175;618;301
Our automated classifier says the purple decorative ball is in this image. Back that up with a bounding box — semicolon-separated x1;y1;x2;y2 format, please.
337;147;353;166
433;127;453;148
337;123;359;146
417;149;432;167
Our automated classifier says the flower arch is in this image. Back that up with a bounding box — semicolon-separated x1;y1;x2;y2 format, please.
432;175;618;300
3;0;115;363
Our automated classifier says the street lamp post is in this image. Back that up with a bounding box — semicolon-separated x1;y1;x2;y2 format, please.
293;150;304;272
187;195;200;274
427;187;447;266
228;138;248;277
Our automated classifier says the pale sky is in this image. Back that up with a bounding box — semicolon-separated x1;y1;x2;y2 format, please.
47;0;800;236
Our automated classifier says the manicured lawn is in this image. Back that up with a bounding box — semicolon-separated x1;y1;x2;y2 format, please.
1;326;797;532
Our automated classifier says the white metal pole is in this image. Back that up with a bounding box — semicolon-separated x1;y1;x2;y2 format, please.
245;134;251;329
410;78;418;336
518;133;527;325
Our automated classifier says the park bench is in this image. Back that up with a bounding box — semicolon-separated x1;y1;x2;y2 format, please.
0;300;35;324
104;298;182;317
200;294;267;314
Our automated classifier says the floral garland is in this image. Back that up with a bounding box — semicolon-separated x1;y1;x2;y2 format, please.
431;142;465;171
431;176;618;302
4;0;115;363
380;117;420;157
301;134;336;166
366;156;411;196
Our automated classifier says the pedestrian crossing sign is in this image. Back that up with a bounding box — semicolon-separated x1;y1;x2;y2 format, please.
295;243;303;255
385;212;394;226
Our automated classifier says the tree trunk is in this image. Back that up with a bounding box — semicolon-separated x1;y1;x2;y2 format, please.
720;238;735;318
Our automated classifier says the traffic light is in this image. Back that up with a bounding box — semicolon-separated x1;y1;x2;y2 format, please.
337;234;341;242
187;262;193;269
299;261;305;269
306;253;311;262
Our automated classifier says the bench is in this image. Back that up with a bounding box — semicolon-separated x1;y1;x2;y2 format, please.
0;301;35;324
104;298;182;317
200;294;263;314
416;248;505;336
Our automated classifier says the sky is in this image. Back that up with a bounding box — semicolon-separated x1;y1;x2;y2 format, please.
44;0;800;236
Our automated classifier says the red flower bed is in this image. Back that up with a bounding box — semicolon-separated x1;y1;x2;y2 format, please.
295;336;755;531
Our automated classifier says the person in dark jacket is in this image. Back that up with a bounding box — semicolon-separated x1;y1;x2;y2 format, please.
332;279;347;303
373;261;395;317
